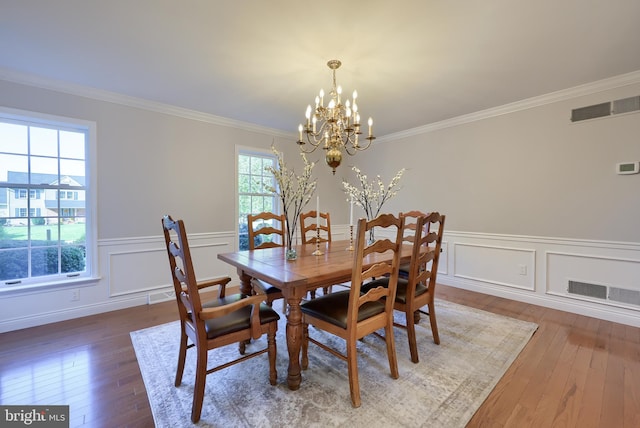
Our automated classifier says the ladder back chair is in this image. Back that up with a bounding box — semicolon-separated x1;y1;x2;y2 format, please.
362;212;446;363
300;210;334;297
162;215;279;423
397;210;427;277
300;213;405;407
299;210;332;244
247;212;285;308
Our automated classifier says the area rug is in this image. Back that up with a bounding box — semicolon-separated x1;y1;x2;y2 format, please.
131;299;537;427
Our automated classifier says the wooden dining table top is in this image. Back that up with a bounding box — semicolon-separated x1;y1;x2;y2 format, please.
218;239;413;292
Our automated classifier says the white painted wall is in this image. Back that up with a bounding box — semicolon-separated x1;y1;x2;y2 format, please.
1;73;639;332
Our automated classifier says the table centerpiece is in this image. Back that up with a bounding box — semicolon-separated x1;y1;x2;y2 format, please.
264;146;317;260
342;166;405;243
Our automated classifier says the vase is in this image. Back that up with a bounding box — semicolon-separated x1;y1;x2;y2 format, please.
368;227;375;245
286;247;297;261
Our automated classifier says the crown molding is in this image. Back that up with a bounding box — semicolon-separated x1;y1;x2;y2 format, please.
0;67;294;139
377;69;640;144
3;66;639;143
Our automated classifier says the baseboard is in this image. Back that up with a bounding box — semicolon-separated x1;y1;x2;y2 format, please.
0;296;147;333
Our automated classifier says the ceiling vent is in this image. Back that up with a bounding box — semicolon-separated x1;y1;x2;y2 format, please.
571;95;640;122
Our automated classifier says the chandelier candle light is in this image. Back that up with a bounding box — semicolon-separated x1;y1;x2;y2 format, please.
297;60;375;174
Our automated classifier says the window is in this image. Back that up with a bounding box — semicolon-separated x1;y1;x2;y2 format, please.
58;190;77;200
237;149;278;250
0;108;96;289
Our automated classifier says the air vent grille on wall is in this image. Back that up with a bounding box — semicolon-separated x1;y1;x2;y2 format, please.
571;102;611;122
613;96;640;115
571;95;640;122
609;287;640;306
568;280;607;299
568;280;640;307
148;290;176;304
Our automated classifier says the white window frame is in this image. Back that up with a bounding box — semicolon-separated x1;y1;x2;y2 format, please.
0;107;98;293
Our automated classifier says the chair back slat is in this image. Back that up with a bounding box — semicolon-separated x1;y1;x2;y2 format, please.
161;215;203;321
405;212;445;291
300;210;332;244
248;212;286;250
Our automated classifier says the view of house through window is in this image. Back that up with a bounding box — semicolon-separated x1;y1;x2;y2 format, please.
237;149;278;250
0;113;90;287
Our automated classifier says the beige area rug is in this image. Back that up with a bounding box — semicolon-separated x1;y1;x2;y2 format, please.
130;299;537;427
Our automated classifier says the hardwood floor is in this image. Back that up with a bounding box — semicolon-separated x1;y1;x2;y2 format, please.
1;284;638;427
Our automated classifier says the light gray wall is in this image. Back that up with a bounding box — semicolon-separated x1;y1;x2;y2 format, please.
0;79;305;239
354;82;640;242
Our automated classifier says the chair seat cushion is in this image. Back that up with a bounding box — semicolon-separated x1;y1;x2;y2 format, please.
361;277;428;304
252;278;282;295
196;294;280;339
300;290;385;329
398;262;411;279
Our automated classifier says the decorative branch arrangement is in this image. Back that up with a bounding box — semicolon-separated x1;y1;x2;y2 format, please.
264;146;317;253
342;166;405;222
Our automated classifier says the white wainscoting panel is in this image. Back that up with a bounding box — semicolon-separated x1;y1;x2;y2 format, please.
546;251;640;307
453;243;536;291
439;230;640;327
439;241;449;276
107;246;170;297
103;232;237;298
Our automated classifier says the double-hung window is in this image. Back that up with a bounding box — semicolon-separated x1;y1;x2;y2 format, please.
237;148;278;250
0;108;95;290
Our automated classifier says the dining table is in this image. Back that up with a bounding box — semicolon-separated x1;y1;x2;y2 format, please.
217;238;413;391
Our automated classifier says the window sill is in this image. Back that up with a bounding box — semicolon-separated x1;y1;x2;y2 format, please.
0;276;101;297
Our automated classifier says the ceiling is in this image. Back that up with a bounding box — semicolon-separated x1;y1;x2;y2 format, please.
1;1;640;137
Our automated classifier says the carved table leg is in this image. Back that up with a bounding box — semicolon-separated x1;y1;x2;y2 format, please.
283;287;304;390
237;269;253;352
238;269;253;296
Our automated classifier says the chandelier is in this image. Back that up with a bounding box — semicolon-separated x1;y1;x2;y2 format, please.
296;60;375;174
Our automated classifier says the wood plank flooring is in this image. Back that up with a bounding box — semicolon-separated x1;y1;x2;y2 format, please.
1;284;639;427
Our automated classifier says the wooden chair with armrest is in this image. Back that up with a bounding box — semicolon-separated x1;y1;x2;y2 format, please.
362;212;445;363
300;210;334;297
162;215;279;423
300;213;405;407
247;212;286;308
